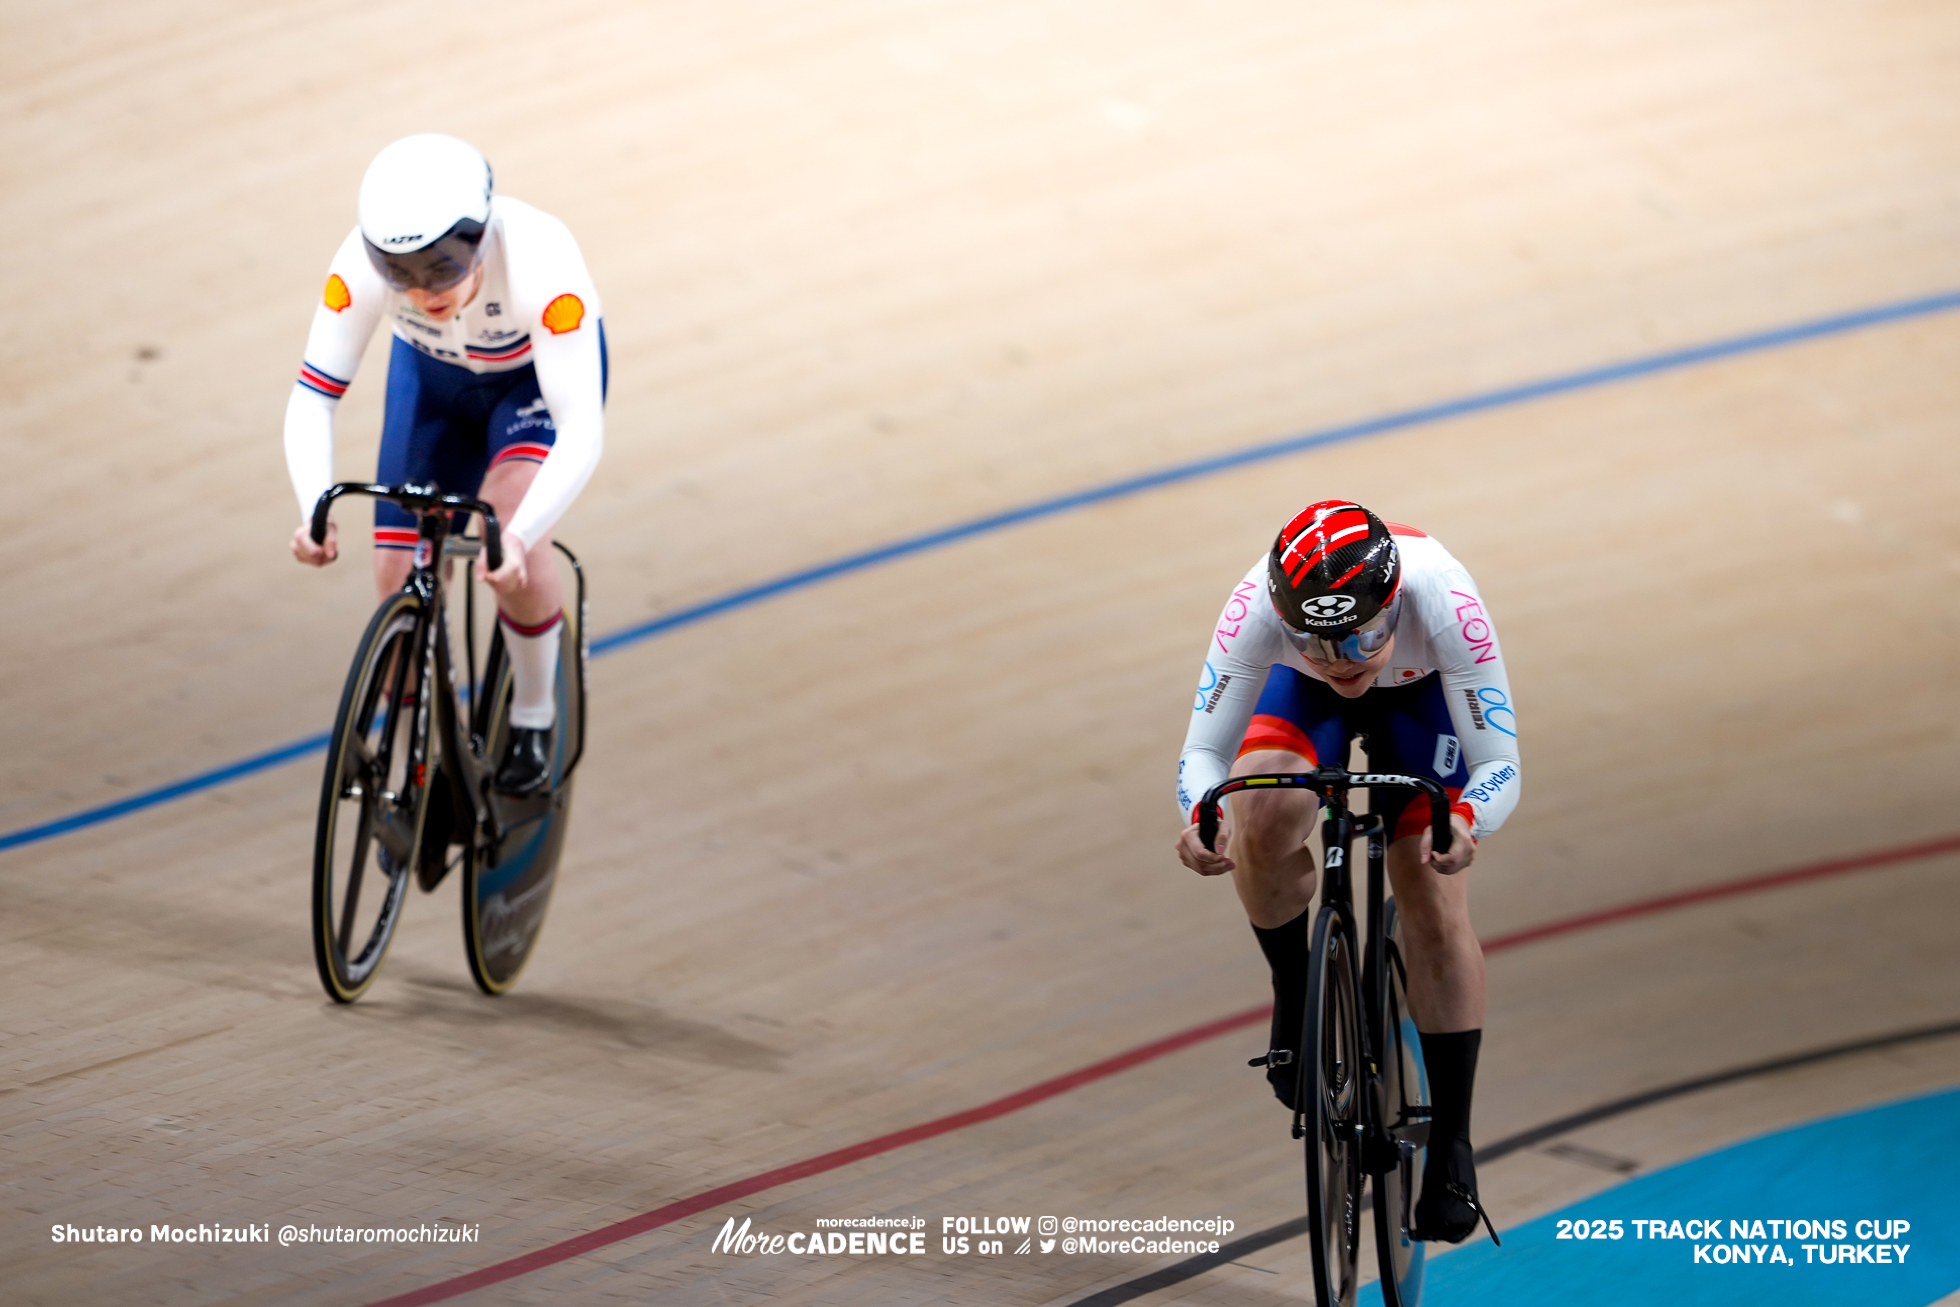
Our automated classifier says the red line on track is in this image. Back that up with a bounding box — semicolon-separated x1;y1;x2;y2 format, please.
1479;833;1960;954
363;1008;1269;1307
364;831;1960;1306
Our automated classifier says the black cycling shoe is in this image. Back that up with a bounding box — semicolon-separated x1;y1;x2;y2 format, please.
494;726;554;795
1412;1134;1501;1245
1248;1047;1299;1108
1262;998;1302;1107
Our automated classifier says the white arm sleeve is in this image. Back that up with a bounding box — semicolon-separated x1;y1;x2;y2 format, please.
284;387;337;523
283;229;385;523
1424;567;1521;838
500;201;605;549
1176;566;1284;822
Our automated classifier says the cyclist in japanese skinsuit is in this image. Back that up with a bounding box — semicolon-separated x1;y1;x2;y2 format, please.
1173;500;1520;1243
284;134;605;797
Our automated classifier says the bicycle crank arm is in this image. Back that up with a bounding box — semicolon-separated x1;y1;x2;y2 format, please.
371;809;417;870
1361;1130;1403;1177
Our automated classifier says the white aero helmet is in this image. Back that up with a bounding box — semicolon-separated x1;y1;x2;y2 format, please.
358;134;494;291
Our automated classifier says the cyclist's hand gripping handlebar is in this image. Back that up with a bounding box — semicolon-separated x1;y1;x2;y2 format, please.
1194;768;1453;856
311;482;503;573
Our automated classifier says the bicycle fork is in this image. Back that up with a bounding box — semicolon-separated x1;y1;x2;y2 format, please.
1294;801;1376;1149
1321;800;1431;1184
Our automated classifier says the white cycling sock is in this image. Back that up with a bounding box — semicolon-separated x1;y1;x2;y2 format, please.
501;611;562;730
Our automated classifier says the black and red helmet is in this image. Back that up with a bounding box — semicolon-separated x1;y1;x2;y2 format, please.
1267;500;1402;661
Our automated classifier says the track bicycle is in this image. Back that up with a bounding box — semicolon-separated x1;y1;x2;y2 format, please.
307;482;587;1003
1197;768;1495;1307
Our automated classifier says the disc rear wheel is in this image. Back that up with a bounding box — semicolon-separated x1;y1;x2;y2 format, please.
1372;898;1431;1306
460;589;581;996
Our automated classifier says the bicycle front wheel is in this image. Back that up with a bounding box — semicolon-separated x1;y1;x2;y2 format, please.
1303;903;1364;1307
1372;897;1430;1307
312;592;430;1003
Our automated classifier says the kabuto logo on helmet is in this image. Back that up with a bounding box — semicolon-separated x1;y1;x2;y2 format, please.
1266;498;1402;636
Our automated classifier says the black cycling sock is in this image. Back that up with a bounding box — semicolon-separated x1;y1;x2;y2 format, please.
1414;1029;1484;1240
1252;909;1312;1105
1419;1028;1481;1149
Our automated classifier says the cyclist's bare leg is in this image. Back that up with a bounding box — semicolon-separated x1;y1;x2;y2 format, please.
1225;755;1487;1022
1226;746;1322;1099
373;544;413;601
365;465;563;729
475;459;563;624
1384;836;1485;1032
1226;748;1322;928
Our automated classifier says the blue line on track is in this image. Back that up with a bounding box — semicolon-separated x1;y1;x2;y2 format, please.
0;733;331;853
5;286;1959;855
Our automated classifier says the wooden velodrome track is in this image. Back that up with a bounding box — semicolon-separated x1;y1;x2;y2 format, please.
4;1;1959;1303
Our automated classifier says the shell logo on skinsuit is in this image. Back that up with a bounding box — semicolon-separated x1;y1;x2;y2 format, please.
323;274;351;313
541;293;585;334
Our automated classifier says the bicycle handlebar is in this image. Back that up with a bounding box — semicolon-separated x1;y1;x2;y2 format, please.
311;482;503;573
1195;767;1453;857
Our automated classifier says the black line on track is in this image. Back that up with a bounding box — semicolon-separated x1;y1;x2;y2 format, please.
1475;1015;1960;1162
0;1026;232;1096
1056;1016;1960;1306
1063;1217;1314;1307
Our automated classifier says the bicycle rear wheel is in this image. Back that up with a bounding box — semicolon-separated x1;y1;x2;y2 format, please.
312;592;430;1003
1371;898;1431;1306
459;592;581;996
1303;903;1364;1306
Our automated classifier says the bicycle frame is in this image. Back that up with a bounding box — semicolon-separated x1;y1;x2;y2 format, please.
1195;768;1451;1146
1196;767;1456;1302
310;480;588;1000
313;481;509;851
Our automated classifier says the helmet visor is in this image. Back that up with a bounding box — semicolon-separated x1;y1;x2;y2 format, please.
1280;593;1401;663
363;218;486;292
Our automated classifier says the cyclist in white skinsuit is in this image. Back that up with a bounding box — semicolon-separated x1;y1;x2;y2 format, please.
1173;500;1519;1243
285;134;605;795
